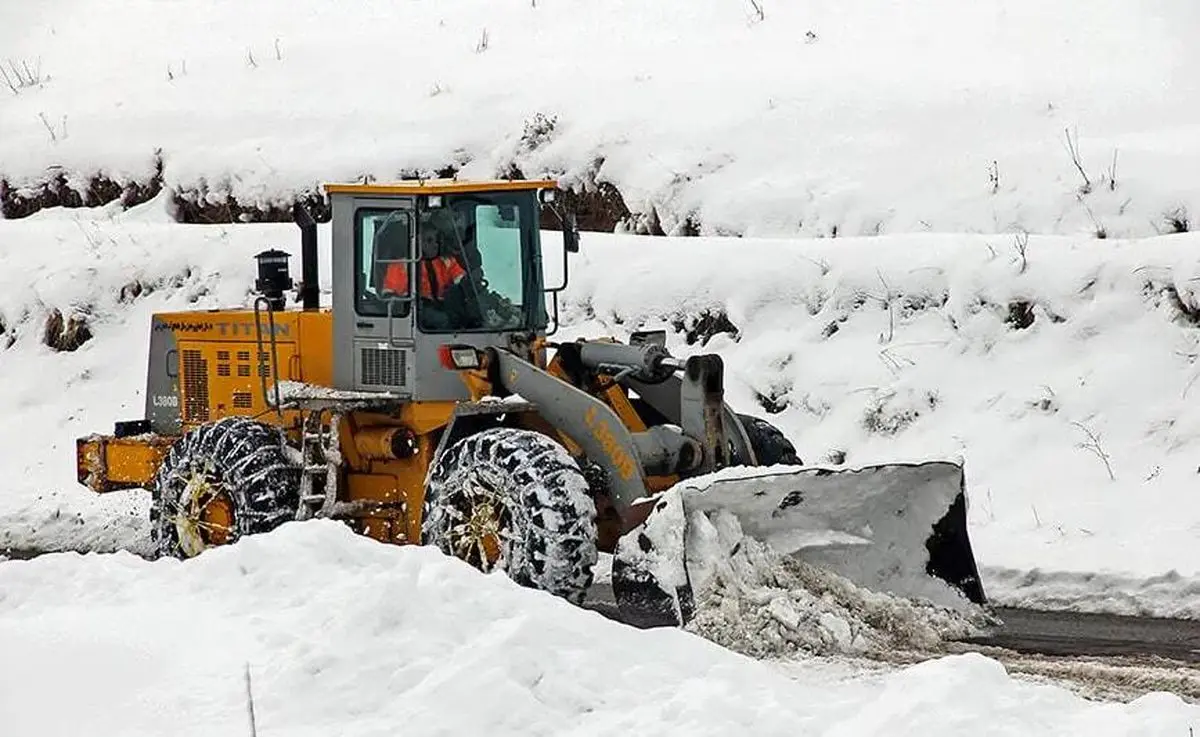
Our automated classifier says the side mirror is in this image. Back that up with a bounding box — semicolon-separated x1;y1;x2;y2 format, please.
563;211;580;253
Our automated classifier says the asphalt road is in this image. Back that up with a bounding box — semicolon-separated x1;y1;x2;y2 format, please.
967;606;1200;664
583;583;1200;665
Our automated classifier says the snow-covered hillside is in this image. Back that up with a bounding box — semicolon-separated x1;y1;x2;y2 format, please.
3;0;1200;238
3;198;1200;618
1;520;1197;736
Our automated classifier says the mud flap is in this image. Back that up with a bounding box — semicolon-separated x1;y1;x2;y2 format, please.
612;460;986;628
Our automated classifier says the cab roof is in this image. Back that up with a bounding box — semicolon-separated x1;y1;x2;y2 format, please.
322;178;560;196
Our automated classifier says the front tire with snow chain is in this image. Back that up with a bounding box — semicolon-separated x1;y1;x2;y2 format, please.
421;428;599;605
150;416;302;559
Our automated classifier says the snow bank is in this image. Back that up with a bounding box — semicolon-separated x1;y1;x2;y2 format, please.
1;521;1198;736
3;0;1200;238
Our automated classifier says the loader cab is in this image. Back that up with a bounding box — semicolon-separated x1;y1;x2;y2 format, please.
325;180;575;400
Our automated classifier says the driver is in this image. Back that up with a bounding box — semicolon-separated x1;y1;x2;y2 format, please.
381;228;468;301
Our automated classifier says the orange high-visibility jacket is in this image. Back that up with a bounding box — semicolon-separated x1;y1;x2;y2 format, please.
383;256;466;299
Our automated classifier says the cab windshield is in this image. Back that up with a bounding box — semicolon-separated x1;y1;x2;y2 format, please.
418;192;543;333
356;190;545;333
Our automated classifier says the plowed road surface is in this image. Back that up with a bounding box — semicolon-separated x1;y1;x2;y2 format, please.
583;584;1200;664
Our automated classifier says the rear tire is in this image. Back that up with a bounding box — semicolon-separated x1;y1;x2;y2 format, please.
734;413;803;466
150;416;301;558
421;428;599;604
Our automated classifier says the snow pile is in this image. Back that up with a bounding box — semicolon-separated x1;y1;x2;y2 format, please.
2;521;1199;736
682;509;993;659
3;0;1200;237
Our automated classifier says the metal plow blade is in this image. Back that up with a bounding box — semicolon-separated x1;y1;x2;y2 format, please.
611;461;986;629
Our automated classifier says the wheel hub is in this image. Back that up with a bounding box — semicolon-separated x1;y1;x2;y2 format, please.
446;469;512;571
170;465;235;557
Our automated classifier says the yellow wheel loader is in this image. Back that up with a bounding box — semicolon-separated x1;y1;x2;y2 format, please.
75;179;986;626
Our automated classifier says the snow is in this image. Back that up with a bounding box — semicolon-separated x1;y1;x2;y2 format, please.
3;1;1200;240
4;0;1200;724
681;507;992;658
1;520;1198;736
5;205;1200;618
275;379;401;404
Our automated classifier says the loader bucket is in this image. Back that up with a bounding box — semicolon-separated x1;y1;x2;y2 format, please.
611;460;986;629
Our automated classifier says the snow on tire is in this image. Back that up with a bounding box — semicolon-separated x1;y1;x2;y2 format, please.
421;428;599;605
150;416;301;559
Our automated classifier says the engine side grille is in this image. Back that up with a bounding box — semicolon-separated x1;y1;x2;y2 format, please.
360;347;407;387
181;349;210;423
232;391;253;409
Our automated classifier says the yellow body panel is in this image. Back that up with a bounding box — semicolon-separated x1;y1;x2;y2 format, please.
322;179;558;197
76;434;175;492
154;308;332;430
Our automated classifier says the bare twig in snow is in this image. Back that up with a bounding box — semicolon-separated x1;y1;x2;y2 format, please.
0;65;16;94
1031;504;1041;528
1182;367;1200;399
1105;149;1119;192
747;0;765;21
274;38;282;61
1013;231;1029;274
37;112;57;143
1062;127;1092;194
246;48;257;68
861;269;896;344
475;28;490;53
244;663;258;736
1077;194;1106;239
877;346;915;376
988;160;999;195
1072;421;1115;481
2;57;45;94
800;255;830;275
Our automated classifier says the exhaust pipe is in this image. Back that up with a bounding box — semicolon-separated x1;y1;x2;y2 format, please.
293;202;319;311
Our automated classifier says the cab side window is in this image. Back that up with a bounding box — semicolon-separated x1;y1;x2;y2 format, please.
355;209;413;317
